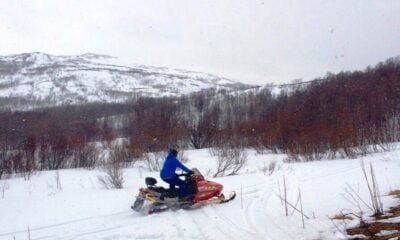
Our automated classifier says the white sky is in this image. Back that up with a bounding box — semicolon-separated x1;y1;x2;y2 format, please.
0;0;399;85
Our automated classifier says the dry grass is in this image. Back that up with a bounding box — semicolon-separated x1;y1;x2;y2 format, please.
388;189;400;198
342;188;400;240
388;204;400;217
347;221;400;240
331;214;354;221
346;201;400;240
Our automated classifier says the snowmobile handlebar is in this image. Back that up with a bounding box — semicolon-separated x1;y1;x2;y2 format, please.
175;171;194;177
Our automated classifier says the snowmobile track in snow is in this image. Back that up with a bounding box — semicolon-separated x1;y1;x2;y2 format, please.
0;211;133;238
199;207;244;240
244;188;274;240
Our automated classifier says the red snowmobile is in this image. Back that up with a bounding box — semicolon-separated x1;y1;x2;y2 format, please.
131;168;236;214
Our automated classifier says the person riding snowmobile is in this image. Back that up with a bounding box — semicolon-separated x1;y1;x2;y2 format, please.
160;149;193;200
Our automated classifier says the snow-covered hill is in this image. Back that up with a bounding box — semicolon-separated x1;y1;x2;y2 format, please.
0;52;255;109
1;147;399;240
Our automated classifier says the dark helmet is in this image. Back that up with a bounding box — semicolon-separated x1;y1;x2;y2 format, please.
169;149;178;156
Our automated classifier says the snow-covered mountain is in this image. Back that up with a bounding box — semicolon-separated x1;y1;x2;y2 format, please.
0;52;256;109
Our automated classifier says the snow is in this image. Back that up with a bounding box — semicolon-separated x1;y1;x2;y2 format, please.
0;53;255;109
379;216;400;223
376;230;399;237
0;147;400;240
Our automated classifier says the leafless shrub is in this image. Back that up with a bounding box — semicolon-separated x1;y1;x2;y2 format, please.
340;161;384;228
0;180;9;198
259;162;268;175
253;144;267;155
121;141;141;167
72;143;100;169
126;139;145;160
101;129;117;150
106;141;140;168
109;144;131;167
284;154;297;163
0;144;10;180
269;161;278;175
97;146;125;189
46;171;63;194
330;209;364;239
229;148;248;175
342;183;371;213
208;148;218;157
19;152;35;181
54;171;62;191
213;146;248;177
21;168;34;181
341;210;372;236
285;152;327;162
259;160;277;176
205;169;213;177
85;144;101;169
143;151;166;172
361;161;383;216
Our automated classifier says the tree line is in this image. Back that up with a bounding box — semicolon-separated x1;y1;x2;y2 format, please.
1;57;399;177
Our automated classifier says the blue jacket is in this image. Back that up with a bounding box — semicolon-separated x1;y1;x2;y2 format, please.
160;152;191;179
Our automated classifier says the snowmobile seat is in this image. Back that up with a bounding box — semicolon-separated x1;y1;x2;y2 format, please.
161;187;180;198
147;185;180;197
149;186;167;193
145;177;157;186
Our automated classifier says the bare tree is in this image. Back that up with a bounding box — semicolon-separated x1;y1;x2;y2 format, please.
0;144;11;180
72;142;100;169
0;180;9;198
98;146;125;189
83;143;101;169
183;92;219;149
213;146;248;177
144;151;166;172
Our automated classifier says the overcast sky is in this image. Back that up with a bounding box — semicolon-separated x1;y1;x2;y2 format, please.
0;0;399;85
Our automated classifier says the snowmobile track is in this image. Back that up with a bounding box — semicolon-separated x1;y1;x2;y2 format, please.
202;206;253;240
176;211;208;240
244;194;273;239
0;211;133;238
197;208;241;240
261;199;297;240
210;204;255;236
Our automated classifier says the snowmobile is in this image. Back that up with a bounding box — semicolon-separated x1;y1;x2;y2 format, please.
131;168;236;214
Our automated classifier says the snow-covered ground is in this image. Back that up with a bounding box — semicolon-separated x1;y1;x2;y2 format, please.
1;147;399;240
